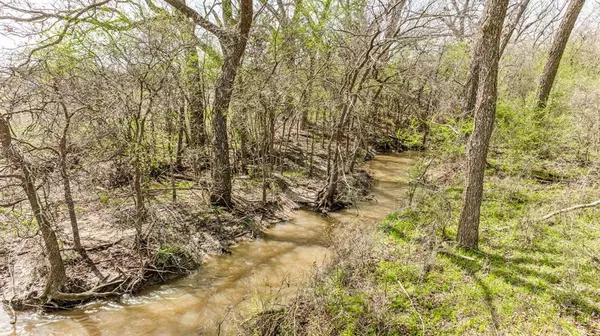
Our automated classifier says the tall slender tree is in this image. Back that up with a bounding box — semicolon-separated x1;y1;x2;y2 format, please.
462;0;530;117
457;0;509;249
535;0;585;109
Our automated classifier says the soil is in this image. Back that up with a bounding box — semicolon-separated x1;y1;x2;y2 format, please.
0;133;379;313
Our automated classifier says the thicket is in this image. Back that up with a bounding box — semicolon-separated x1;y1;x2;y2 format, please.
246;27;600;336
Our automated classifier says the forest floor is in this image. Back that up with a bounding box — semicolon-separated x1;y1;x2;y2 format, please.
249;146;600;335
0;130;379;311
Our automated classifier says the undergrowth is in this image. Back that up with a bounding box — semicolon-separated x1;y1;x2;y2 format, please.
246;49;600;335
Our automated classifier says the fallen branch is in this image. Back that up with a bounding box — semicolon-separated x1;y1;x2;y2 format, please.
397;280;425;335
539;199;600;221
438;249;477;261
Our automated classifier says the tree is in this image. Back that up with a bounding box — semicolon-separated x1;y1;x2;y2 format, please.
0;114;67;296
535;0;585;109
457;0;509;249
164;0;254;207
181;3;207;148
462;0;531;117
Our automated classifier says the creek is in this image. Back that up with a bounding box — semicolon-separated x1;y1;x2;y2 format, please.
0;152;415;335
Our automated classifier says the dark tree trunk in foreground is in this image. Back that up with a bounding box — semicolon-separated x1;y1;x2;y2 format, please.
457;0;509;249
535;0;585;109
0;115;66;295
165;0;253;208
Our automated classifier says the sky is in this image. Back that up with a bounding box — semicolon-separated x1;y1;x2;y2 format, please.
1;0;599;66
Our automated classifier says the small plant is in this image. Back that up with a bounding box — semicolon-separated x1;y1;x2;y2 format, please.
99;195;110;204
156;245;182;266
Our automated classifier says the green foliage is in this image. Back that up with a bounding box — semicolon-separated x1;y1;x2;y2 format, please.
380;210;419;241
156;245;182;266
373;181;600;334
99;195;110;204
396;118;471;155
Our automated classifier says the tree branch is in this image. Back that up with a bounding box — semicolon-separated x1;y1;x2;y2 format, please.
540;199;600;221
163;0;228;41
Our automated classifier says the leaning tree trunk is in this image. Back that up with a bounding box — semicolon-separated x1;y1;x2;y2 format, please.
0;115;66;295
461;26;483;117
535;0;585;109
457;0;509;249
462;0;530;117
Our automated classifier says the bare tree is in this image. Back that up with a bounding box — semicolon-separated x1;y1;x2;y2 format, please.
0;114;67;296
535;0;585;109
457;0;509;249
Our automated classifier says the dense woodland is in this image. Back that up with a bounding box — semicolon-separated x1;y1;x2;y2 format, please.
0;0;599;334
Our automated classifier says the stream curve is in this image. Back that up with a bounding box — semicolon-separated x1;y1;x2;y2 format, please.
0;152;415;336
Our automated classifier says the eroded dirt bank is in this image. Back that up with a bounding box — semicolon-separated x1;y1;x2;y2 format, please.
0;152;415;335
0;133;385;318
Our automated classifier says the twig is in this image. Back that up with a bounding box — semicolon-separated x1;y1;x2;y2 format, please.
438;249;477;261
539;199;600;221
397;279;425;335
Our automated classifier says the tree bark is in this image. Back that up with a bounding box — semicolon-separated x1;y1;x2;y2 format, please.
0;115;66;295
164;0;253;208
457;0;509;249
238;118;249;175
461;25;483;117
58;120;83;253
184;13;207;147
535;0;585;109
133;162;145;237
462;0;530;117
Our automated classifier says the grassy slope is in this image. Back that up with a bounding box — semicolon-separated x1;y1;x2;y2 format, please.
256;120;600;334
247;40;600;336
259;148;600;336
377;169;600;335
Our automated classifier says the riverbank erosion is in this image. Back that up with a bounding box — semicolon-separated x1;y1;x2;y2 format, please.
0;130;389;314
0;153;414;335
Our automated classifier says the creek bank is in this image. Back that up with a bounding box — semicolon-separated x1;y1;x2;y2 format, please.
0;148;381;315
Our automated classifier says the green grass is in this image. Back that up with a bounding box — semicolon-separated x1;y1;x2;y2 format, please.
372;173;600;335
275;163;600;335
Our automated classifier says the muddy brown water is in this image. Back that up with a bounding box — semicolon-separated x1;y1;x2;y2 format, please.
0;153;415;336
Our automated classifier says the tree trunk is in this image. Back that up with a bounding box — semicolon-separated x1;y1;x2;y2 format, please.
182;0;207;148
457;0;509;249
461;33;483;117
59;134;83;253
462;0;530;117
535;0;585;109
209;47;237;207
239;123;249;175
133;162;145;238
186;43;207;147
164;0;253;208
175;105;185;170
0;115;66;295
